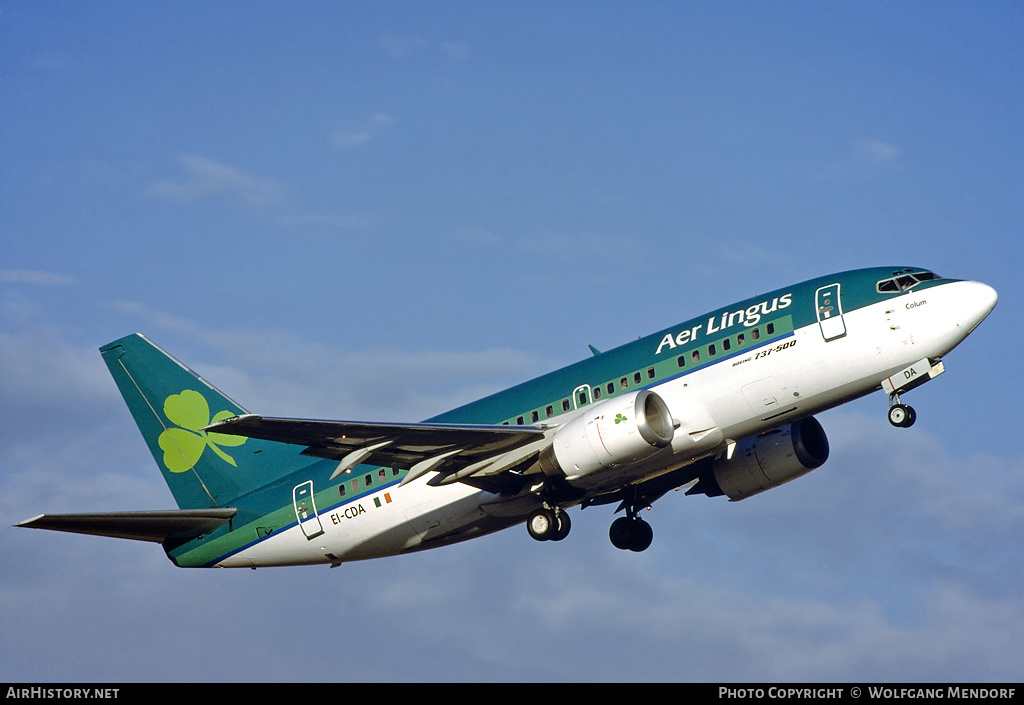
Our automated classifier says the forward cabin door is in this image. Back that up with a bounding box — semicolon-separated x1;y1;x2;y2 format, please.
815;284;847;341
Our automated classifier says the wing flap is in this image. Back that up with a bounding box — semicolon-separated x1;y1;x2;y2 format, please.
205;415;549;489
15;509;237;543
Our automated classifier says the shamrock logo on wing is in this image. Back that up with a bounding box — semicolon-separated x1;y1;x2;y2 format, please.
158;390;246;473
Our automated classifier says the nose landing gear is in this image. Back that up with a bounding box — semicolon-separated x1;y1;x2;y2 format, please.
882;358;944;428
888;393;917;428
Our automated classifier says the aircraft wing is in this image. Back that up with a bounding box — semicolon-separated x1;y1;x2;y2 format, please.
15;509;237;543
205;415;550;493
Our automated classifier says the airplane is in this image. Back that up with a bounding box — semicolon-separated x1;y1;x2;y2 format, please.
17;266;997;567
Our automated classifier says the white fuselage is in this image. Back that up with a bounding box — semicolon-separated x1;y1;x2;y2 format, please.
217;280;995;568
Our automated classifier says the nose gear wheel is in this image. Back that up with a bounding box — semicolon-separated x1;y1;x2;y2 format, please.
887;392;917;428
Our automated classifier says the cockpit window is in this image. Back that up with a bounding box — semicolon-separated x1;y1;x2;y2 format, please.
876;270;941;293
896;275;917;290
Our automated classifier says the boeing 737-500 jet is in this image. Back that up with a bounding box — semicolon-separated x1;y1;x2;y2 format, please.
17;267;997;567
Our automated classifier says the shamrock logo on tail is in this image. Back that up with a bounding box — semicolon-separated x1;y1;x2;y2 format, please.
158;390;246;473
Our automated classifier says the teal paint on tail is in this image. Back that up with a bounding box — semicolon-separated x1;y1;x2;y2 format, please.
101;334;314;509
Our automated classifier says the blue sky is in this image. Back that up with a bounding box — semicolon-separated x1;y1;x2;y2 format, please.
2;1;1022;682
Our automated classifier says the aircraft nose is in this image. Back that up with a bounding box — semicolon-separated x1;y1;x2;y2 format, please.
951;281;998;335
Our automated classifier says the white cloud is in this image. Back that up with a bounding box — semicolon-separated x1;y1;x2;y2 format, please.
110;300;543;421
279;213;377;229
380;35;469;61
440;42;470;60
150;154;283;206
0;270;77;285
811;138;905;183
3;307;1022;683
855;138;903;168
380;34;426;59
329;113;396;151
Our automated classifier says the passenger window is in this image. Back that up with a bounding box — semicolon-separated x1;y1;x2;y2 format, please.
562;399;571;411
378;468;386;481
647;367;655;379
723;338;731;351
692;350;700;362
677;355;686;368
516;416;524;425
633;372;642;384
620;377;628;389
593;387;602;400
751;328;760;340
546;405;554;418
365;474;372;486
766;323;775;335
531;410;539;422
708;344;716;356
737;333;745;346
338;484;346;497
606;382;614;395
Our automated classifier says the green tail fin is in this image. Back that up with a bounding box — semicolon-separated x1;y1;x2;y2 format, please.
101;334;313;509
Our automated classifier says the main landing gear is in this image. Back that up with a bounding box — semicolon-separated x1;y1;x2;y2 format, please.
609;514;653;552
527;505;571;542
607;494;654;552
524;502;655;552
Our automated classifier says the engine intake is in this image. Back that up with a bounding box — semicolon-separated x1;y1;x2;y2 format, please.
691;416;829;500
549;389;675;480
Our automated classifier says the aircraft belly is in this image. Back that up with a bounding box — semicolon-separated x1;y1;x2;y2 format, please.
215;524;328;568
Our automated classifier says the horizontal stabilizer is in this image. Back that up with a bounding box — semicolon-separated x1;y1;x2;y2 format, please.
15;508;237;543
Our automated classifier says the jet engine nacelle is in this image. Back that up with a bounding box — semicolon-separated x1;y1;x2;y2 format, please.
694;416;829;500
550;389;675;480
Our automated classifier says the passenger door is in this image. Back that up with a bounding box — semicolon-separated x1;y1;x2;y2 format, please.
293;480;324;539
816;284;847;341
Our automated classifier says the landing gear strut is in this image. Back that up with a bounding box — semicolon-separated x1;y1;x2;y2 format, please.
527;506;571;542
882;358;944;428
887;392;917;428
